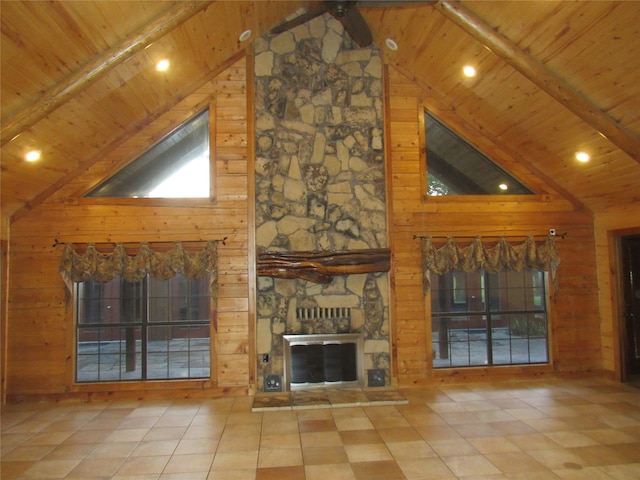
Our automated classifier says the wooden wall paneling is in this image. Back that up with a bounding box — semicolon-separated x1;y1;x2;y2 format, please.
387;65;603;385
5;59;250;399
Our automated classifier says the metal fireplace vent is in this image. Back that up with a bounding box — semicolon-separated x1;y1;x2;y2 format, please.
296;307;351;334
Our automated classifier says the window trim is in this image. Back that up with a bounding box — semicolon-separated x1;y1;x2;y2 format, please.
79;105;217;203
417;100;551;203
427;269;554;372
73;274;214;386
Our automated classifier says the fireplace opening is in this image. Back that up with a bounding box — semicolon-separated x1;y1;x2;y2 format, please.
284;333;364;390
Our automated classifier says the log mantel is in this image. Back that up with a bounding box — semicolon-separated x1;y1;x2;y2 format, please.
257;248;391;283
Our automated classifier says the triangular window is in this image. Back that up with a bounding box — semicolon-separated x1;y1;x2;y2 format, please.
87;109;210;198
426;112;532;196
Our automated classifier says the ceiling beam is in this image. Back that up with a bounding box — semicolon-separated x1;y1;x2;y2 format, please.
434;0;640;164
0;1;212;147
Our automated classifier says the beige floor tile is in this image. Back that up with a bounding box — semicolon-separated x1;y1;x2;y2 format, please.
174;437;219;455
344;443;393;462
142;426;188;441
428;438;479;457
483;451;549;474
581;428;638;445
298;418;336;433
339;428;383;445
106;428;153;443
386;440;436;460
115;455;171;476
207;468;256;480
86;441;138;458
507;432;564;451
350;459;406;480
397;457;457;479
300;430;342;448
1;444;57;462
302;445;349;465
130;439;179;457
378;426;423;443
259;432;301;449
257;447;303;468
467;436;521;454
441;454;502;477
544;430;602;448
553;465;618;479
163;453;215;473
256;465;305;480
526;448;587;470
305;463;356;480
415;424;462;442
211;450;258;470
599;463;640;480
568;445;637;466
67;456;125;477
333;416;375;431
20;458;81;479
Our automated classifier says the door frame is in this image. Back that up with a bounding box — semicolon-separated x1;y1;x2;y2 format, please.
610;227;640;382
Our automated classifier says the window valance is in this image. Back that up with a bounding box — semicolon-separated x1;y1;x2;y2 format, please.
60;241;219;298
421;236;560;292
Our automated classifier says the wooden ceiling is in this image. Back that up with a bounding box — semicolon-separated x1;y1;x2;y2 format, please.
1;1;639;223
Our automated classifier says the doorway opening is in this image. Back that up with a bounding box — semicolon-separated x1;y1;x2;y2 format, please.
620;234;640;386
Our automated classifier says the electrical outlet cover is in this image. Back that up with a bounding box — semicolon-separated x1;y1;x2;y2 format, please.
368;369;385;387
264;374;281;392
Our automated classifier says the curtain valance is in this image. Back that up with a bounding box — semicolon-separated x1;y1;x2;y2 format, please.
421;236;560;292
60;241;218;287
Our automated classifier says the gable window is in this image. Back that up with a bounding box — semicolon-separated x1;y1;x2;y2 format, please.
425;112;533;196
431;268;548;368
87;109;210;198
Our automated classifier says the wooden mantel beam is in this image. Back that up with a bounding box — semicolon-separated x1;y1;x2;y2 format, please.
434;0;640;164
257;248;391;284
0;1;212;147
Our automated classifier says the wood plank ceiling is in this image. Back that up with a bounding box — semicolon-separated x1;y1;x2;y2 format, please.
1;1;639;223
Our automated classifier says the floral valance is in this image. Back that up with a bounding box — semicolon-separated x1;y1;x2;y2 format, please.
60;242;219;297
421;236;560;292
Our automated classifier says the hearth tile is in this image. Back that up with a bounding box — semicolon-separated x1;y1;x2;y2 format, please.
292;391;331;409
328;388;369;407
251;393;292;412
365;389;409;405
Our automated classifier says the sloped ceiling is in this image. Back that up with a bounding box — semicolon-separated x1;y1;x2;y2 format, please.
1;1;639;223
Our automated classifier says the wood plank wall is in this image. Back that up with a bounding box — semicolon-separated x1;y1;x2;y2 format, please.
5;59;252;400
386;66;603;385
3;57;616;401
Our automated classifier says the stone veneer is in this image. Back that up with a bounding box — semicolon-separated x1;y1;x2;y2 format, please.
253;14;389;391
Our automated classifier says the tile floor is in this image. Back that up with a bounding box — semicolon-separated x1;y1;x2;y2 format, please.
1;377;639;479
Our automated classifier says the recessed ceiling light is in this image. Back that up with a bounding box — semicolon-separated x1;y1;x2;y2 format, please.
463;65;477;77
575;151;590;163
239;29;252;42
385;38;398;51
498;183;508;191
156;59;170;72
25;150;41;162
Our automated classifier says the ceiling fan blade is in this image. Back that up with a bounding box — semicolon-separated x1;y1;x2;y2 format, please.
337;5;373;47
270;3;329;34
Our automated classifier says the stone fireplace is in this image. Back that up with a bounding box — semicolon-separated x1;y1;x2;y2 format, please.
254;14;389;391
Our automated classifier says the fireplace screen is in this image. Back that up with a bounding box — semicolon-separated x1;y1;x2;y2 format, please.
291;343;357;383
284;334;364;390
